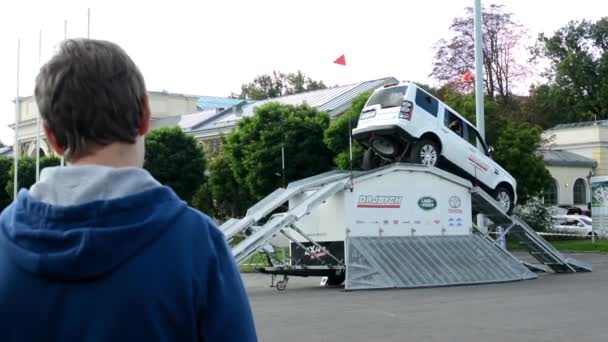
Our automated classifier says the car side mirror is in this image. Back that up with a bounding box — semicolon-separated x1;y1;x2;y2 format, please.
487;146;495;155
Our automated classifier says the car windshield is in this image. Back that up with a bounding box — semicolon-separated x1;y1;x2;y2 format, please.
579;217;592;225
366;86;408;109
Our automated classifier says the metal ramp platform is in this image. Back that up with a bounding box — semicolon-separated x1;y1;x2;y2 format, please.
470;187;592;273
222;170;351;265
345;235;537;290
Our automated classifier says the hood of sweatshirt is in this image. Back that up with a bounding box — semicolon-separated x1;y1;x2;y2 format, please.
0;166;187;281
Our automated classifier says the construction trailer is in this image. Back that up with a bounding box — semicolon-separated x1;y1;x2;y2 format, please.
221;164;591;291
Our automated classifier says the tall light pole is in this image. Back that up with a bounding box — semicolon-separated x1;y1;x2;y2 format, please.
36;29;42;182
14;39;21;199
474;0;485;139
474;0;487;232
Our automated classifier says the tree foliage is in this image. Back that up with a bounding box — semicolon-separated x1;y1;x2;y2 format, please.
6;156;61;199
324;91;372;170
207;154;250;219
224;103;334;200
0;157;14;209
492;122;552;204
144;126;206;203
233;70;326;100
431;4;528;100
529;17;608;126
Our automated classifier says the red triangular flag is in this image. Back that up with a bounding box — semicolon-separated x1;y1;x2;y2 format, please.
334;54;346;66
463;70;473;82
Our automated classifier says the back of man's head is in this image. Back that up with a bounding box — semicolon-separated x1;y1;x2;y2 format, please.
35;39;148;162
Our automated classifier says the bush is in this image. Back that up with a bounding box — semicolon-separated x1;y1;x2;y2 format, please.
513;197;555;232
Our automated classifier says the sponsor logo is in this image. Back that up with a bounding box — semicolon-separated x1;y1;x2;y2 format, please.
418;196;437;210
357;195;403;208
448;217;464;227
413;220;422;224
393;220;399;225
449;196;461;208
383;220;389;225
433;219;441;224
402;220;411;224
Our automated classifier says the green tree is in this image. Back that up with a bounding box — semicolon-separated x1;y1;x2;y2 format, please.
6;156;61;199
233;70;326;100
324;91;372;170
531;17;608;124
144;126;206;203
224;103;333;200
0;157;13;209
492;122;552;204
191;181;215;218
207;154;250;219
514;197;555;232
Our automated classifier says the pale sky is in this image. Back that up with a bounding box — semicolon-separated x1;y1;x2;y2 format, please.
1;0;607;144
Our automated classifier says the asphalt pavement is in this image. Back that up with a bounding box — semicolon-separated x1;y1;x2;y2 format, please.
244;252;608;342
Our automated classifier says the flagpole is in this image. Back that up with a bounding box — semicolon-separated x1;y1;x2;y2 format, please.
60;20;67;167
14;39;21;199
36;29;42;182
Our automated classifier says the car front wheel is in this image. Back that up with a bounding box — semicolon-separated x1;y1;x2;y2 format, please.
494;186;514;215
411;140;439;167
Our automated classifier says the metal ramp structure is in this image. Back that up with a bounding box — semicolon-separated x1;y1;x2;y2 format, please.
470;187;592;273
220;170;351;265
345;235;537;290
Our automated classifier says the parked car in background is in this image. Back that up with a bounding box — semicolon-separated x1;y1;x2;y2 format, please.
352;81;517;213
551;215;596;236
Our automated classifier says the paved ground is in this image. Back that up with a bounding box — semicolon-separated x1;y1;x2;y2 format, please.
244;253;608;342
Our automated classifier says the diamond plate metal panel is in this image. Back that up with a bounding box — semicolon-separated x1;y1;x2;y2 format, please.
345;235;536;290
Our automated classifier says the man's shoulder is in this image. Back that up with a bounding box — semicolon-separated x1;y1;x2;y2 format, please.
171;206;224;242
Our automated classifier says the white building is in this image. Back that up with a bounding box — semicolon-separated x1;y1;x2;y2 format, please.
541;121;608;208
11;90;200;157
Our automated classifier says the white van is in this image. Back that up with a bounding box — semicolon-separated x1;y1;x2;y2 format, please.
352;81;517;213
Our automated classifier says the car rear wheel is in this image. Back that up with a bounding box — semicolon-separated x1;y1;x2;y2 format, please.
411;140;439;167
494;186;514;215
326;273;345;286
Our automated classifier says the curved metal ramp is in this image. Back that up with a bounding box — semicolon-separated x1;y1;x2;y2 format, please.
345;235;537;290
471;187;592;273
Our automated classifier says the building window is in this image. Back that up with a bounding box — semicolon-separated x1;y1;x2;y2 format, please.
544;178;558;205
573;178;587;204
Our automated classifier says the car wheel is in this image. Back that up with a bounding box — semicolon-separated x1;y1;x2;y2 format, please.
362;148;381;171
494;186;514;215
588;232;598;238
411;140;439;167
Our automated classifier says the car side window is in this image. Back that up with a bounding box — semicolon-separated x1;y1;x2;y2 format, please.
443;109;463;137
464;124;478;146
415;89;438;117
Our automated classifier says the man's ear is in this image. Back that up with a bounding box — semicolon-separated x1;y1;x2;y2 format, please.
43;125;65;156
139;96;151;135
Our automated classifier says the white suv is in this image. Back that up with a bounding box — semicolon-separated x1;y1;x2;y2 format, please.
352;82;517;213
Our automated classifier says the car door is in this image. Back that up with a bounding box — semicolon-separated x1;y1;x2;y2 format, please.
441;108;475;178
463;123;494;187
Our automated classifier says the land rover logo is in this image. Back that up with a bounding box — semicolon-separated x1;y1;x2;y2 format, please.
449;195;462;209
418;196;437;210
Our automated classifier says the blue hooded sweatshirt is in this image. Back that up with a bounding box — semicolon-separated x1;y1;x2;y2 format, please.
0;166;257;341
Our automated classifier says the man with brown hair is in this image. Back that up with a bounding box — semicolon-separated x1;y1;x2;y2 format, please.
0;39;257;341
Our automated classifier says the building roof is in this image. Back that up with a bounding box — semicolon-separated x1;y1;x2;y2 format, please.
542;150;597;167
0;146;14;158
552;120;608;129
188;77;397;134
197;96;246;111
179;109;221;130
